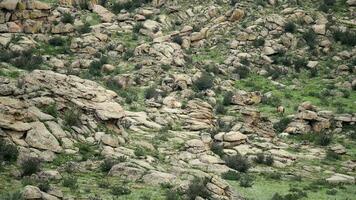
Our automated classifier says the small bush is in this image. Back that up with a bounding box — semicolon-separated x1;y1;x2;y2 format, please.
172;35;183;45
325;150;340;160
38;180;50;192
230;0;239;6
224;153;250;173
11;50;43;71
211;142;224;157
253;37;265;47
222;91;234;106
63;108;82;127
324;0;336;6
186;177;209;200
21;157;41;176
165;189;181;200
222;170;240;180
293;57;307;73
302;29;317;48
333;29;356;47
76;143;98;161
254;153;265;164
111;186;131;196
0;191;23;200
193;73;214;91
62;176;78;190
215;103;227;114
48;37;66;46
133;22;143;33
326;189;337;195
61;13;74;24
273;117;292;133
111;0;150;14
144;86;158;99
88;56;108;77
100;158;119;172
77;22;92;34
265;155;274;166
239;174;254;187
41;103;58;118
234;66;250;79
266;172;282;180
134;146;146;157
262;95;282;107
284;21;296;33
123;49;134;61
0;139;19;162
315;133;332;146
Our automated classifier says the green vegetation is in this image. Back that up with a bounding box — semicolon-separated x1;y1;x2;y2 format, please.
111;0;151;14
0;139;18;162
41;103;59;118
224;153;251;173
193;73;214;91
61;13;75;24
20;157;41;176
186;177;209;200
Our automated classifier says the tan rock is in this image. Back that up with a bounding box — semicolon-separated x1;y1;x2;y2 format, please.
229;8;244;22
25;122;62;152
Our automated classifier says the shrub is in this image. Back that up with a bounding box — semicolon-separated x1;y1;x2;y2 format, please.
234;66;250;79
62;176;78;190
21;157;41;176
262;95;281;107
76;143;98;161
284;21;296;33
224;153;250;173
0;191;23;200
111;186;131;196
302;29;317;48
48;37;66;46
222;170;240;180
265;155;274;166
63;108;82;127
325;150;340;160
215;103;227;114
326;189;337;195
273;117;292;133
144;86;158;99
0;139;19;162
293;57;307;72
172;35;183;45
230;0;238;6
211;142;224;157
253;37;265;47
0;49;14;62
111;0;150;14
223;91;234;106
133;22;143;33
266;172;282;180
61;13;74;24
123;49;134;61
11;50;43;71
333;29;356;47
77;22;92;34
239;174;254;187
315;133;332;146
100;158;119;172
38;180;50;192
134;146;146;157
324;0;336;6
41;103;58;118
193;73;214;91
165;189;181;200
186;177;209;200
253;153;265;164
88;56;108;77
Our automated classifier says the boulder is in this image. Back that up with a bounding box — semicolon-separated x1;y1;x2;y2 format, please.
326;173;355;184
22;185;42;199
25;122;62;152
229;9;244;22
0;0;19;10
142;170;176;185
92;4;115;22
223;131;247;142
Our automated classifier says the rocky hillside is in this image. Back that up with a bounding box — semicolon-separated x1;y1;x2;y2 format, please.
0;0;355;199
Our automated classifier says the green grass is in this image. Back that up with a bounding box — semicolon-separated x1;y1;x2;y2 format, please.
228;176;356;200
235;73;356;115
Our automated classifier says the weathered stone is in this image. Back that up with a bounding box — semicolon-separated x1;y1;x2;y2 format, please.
223;131;247;142
25;122;62;152
229;8;244;22
93;4;115;22
0;0;19;10
22;185;42;199
142;170;176;185
326;173;355;184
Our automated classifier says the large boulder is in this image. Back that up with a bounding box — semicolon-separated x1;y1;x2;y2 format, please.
0;0;19;10
25;122;62;153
